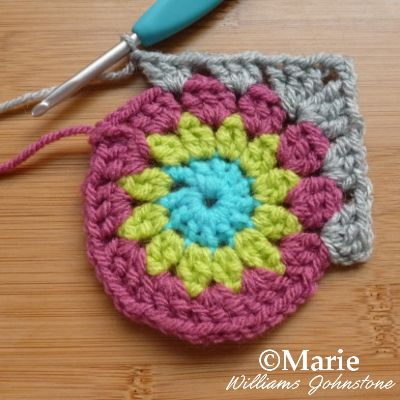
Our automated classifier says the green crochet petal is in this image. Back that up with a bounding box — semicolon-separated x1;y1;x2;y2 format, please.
212;246;243;292
178;112;215;159
252;168;300;204
146;230;184;275
118;204;168;241
147;133;190;166
234;228;285;274
253;204;302;241
240;134;280;178
118;168;173;202
215;114;248;161
176;243;213;297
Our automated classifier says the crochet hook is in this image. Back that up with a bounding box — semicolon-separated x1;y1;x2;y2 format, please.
32;0;224;117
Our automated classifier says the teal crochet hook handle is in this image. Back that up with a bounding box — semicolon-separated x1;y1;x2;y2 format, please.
133;0;224;47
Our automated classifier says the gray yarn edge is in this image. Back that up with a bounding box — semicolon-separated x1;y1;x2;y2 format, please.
132;49;373;266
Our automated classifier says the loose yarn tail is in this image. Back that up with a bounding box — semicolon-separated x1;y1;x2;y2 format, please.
0;125;93;174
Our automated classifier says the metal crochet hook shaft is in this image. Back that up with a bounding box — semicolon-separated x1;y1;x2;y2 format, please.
32;0;223;117
32;34;139;117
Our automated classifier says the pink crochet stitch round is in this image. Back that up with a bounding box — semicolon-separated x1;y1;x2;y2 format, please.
83;75;341;344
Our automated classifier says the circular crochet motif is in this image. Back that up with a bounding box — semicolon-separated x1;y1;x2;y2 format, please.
116;111;306;297
84;74;343;344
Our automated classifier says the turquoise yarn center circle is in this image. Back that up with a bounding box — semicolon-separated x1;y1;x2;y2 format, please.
158;156;259;250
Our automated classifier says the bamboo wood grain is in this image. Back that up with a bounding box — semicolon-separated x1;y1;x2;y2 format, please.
0;1;399;399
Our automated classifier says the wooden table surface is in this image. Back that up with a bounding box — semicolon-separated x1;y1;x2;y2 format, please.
0;1;399;399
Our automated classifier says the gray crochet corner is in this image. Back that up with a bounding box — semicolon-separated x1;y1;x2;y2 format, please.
132;49;373;266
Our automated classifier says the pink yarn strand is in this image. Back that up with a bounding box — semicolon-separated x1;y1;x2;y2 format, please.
0;125;93;174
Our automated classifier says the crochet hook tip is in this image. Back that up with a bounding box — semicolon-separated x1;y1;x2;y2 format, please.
32;102;49;117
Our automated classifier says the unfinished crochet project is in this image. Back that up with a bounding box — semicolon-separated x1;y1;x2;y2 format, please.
81;50;372;344
0;50;373;344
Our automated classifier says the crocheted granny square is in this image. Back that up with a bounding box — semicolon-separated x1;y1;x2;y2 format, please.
83;51;373;344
